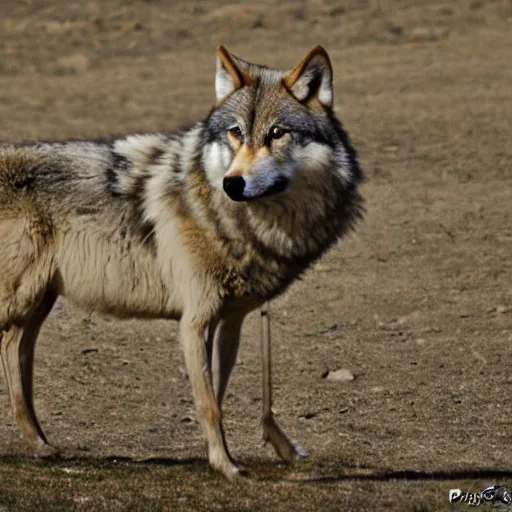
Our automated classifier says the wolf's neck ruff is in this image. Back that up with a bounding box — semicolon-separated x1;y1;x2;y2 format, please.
108;113;363;301
107;43;365;300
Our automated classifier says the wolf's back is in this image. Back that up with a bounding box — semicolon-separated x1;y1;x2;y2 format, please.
0;147;41;208
0;143;115;217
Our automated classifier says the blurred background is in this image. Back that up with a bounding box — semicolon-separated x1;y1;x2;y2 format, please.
1;0;511;141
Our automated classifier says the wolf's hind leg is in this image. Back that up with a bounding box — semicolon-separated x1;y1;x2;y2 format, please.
0;291;58;457
260;304;308;462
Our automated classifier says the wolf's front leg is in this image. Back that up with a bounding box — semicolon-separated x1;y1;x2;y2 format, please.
260;305;308;461
180;317;241;479
208;312;245;405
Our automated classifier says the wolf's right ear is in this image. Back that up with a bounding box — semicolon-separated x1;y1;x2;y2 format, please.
215;46;250;102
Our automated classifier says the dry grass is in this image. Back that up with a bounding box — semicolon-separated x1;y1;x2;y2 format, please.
2;456;503;511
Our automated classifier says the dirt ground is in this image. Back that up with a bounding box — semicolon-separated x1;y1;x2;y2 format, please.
0;0;511;510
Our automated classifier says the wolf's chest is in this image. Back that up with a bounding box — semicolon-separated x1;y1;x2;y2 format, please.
220;251;307;302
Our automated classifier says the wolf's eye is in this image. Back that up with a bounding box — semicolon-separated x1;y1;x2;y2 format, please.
269;126;286;140
228;126;243;141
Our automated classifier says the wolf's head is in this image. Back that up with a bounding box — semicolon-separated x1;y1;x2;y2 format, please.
201;46;362;202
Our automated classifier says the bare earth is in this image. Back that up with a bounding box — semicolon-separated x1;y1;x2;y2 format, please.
0;0;511;510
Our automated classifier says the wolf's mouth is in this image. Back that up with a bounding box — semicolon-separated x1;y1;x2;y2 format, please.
223;175;289;202
255;176;289;200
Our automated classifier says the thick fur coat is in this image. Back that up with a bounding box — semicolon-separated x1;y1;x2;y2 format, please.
0;45;363;478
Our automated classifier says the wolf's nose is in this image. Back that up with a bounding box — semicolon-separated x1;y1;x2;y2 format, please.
223;175;246;201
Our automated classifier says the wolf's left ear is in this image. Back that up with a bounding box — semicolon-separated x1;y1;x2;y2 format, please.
216;45;251;102
284;46;333;108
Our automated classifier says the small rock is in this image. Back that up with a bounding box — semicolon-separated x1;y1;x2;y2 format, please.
180;416;195;423
299;411;317;419
381;145;399;153
60;467;82;475
43;21;67;35
496;305;508;314
371;386;384;393
55;54;90;75
409;26;448;42
439;7;453;16
330;7;346;16
388;24;403;36
324;369;355;382
409;26;431;41
416;338;426;345
252;17;264;29
81;347;98;355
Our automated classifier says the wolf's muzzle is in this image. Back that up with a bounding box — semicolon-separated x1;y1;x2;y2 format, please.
223;175;246;201
223;175;290;201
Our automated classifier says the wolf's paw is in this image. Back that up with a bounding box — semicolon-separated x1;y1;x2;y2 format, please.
288;441;308;460
211;458;247;480
270;436;309;463
34;441;60;459
262;416;308;463
208;444;247;480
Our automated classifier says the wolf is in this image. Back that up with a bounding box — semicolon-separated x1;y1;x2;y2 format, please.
0;45;363;478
